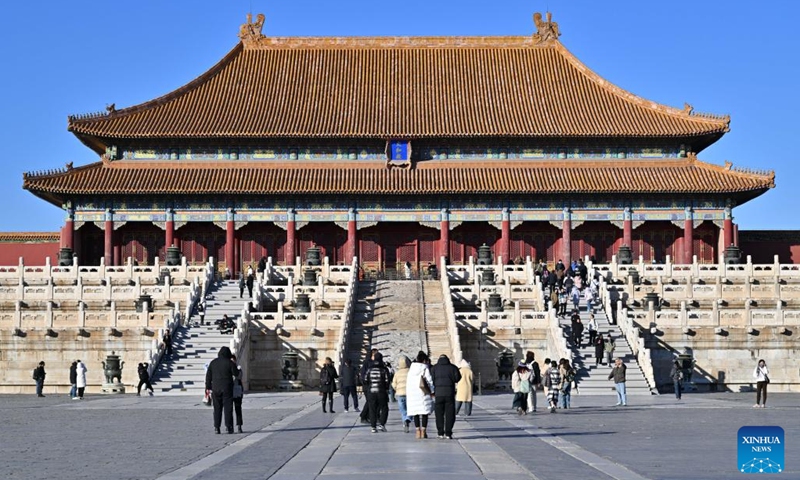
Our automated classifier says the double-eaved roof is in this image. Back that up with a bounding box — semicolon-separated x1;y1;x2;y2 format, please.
24;14;773;205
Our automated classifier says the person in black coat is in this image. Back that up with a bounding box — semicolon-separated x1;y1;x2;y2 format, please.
163;329;173;357
340;359;359;412
359;349;378;423
137;363;154;396
231;355;244;432
319;357;339;413
430;354;461;439
69;361;78;399
33;361;46;397
205;346;240;434
364;352;390;432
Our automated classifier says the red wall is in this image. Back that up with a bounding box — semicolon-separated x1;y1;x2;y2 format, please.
739;231;800;264
0;242;60;265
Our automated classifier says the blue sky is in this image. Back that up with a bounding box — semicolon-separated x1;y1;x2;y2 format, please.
1;0;797;231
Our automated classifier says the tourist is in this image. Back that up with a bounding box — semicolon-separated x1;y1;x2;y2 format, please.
557;288;568;317
33;361;46;397
238;272;245;298
406;351;434;439
455;359;473;417
340;358;359;413
570;284;581;312
670;360;683;400
163;329;173;357
543;360;561;413
246;266;254;297
391;356;411;431
587;314;598;347
69;361;78;399
319;357;338;413
753;359;770;408
204;346;239;434
75;359;87;399
608;357;627;406
137;363;154;397
593;333;605;366
404;261;412;280
524;351;540;413
604;334;616;366
571;314;584;347
511;362;531;415
359;349;379;424
231;355;244;433
559;359;576;409
198;301;206;326
365;352;390;432
431;354;461;439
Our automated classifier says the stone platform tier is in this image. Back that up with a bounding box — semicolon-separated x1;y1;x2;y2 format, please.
151;280;245;395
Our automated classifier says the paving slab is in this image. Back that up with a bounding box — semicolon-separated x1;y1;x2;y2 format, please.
2;391;799;480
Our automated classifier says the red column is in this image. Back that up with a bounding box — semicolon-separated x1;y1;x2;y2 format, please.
623;207;632;247
683;208;694;264
61;210;74;249
347;208;357;262
723;206;733;249
286;210;296;266
113;242;121;266
500;208;511;264
165;209;175;249
440;217;450;263
562;208;571;266
104;210;113;266
733;223;739;247
226;209;236;274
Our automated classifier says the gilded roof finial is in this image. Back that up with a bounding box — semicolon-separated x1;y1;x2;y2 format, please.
533;11;561;44
683;103;694;115
239;13;266;46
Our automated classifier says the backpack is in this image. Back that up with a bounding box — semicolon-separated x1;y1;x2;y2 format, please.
518;375;531;394
320;367;331;385
32;369;38;380
564;369;575;385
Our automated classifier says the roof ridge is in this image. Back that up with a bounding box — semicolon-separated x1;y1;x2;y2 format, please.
244;35;559;50
554;42;730;129
691;156;775;183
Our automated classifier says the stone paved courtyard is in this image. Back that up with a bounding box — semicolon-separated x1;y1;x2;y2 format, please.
2;391;798;479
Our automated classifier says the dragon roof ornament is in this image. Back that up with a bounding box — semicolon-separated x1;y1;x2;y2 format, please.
533;12;560;44
239;13;266;46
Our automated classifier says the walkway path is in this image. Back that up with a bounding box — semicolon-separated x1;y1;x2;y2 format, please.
4;391;798;480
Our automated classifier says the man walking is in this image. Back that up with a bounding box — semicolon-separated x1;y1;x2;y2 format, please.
365;352;390;433
340;359;360;413
604;334;616;366
205;346;240;434
431;354;461;439
608;357;627;406
33;361;46;397
137;363;154;396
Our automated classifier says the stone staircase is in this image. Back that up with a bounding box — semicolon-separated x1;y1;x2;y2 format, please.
346;281;376;368
422;280;453;360
151;280;245;395
346;280;427;369
562;298;653;396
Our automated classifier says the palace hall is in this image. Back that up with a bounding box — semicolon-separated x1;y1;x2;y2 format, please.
22;13;774;274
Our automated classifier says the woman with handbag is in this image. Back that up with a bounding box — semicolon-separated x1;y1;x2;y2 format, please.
753;359;770;408
511;362;531;415
406;351;435;439
231;355;244;433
